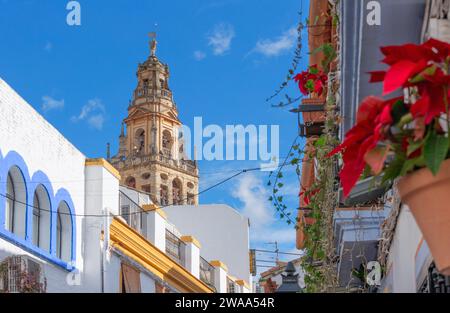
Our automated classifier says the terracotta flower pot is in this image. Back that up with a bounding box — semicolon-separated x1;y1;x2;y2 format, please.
398;158;450;275
301;98;326;124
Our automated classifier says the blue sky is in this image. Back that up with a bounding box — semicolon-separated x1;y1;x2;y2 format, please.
0;0;309;275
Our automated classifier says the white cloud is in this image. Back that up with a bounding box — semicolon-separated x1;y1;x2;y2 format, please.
71;98;105;130
253;27;298;57
42;96;64;112
44;41;53;52
87;114;105;130
207;23;235;56
232;173;273;228
193;50;207;61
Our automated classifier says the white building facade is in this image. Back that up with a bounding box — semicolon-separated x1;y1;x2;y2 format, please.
0;77;250;293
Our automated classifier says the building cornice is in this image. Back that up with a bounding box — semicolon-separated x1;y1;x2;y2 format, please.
210;260;228;272
109;217;213;293
180;236;201;249
142;204;167;219
235;279;251;290
85;158;121;180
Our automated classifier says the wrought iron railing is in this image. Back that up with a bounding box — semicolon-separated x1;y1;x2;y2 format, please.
118;191;145;233
419;262;450;293
115;154;198;176
134;88;172;100
227;277;235;293
200;257;215;289
165;229;186;267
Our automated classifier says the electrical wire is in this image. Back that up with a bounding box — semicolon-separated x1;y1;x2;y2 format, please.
0;164;281;218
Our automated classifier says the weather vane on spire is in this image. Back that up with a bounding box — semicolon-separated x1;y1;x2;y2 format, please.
149;23;158;57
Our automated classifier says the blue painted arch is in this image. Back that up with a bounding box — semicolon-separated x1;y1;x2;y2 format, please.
0;148;76;271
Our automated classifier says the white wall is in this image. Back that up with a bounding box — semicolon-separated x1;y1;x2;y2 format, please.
164;204;251;287
385;206;424;293
0;78;86;270
0;78;98;292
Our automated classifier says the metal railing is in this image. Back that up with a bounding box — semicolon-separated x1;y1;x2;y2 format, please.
114;154;198;176
119;190;145;233
134;88;172;100
200;257;215;289
165;229;186;267
419;262;450;293
227;277;236;293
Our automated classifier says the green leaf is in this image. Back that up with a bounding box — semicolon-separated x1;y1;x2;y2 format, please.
290;158;299;165
406;139;423;157
398;113;413;128
309;66;319;74
424;131;449;175
400;157;421;176
382;156;404;184
314;135;326;148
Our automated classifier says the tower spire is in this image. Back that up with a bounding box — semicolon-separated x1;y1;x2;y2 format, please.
149;32;157;57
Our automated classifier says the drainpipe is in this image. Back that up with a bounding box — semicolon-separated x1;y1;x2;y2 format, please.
101;207;110;293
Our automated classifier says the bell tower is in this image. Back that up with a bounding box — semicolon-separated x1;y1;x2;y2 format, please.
109;35;199;206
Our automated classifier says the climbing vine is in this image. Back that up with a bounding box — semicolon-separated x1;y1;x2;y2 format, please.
266;0;341;292
0;257;47;293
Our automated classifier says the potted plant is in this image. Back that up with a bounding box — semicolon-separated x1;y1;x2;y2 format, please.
328;38;450;275
294;65;328;133
294;64;328;98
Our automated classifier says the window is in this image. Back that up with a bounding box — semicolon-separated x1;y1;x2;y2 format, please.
141;184;151;194
160;185;169;206
162;130;173;155
125;177;136;189
121;263;141;293
5;173;14;232
120;205;130;225
187;193;195;205
32;185;51;251
172;179;182;205
227;278;236;293
134;129;145;154
5;167;27;238
56;202;72;263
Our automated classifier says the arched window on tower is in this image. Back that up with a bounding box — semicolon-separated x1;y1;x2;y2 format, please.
172;179;183;205
160;185;169;206
134;129;145;155
5;166;27;239
32;185;51;251
125;177;136;189
162;130;173;158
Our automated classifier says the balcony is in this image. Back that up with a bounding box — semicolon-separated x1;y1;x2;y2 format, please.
165;229;186;267
200;257;215;290
116;153;198;176
133;88;173;101
227;277;236;293
119;190;145;234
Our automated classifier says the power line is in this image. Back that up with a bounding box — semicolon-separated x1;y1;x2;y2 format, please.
255;259;278;264
254;249;303;257
0;164;277;218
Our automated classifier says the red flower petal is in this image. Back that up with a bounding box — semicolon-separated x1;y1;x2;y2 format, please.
368;71;386;83
383;60;427;95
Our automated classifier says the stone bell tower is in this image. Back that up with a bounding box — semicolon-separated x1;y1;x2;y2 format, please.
109;35;199;206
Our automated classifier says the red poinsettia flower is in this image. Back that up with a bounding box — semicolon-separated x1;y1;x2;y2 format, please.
368;39;450;95
331;39;450;198
328;96;398;197
294;65;328;97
